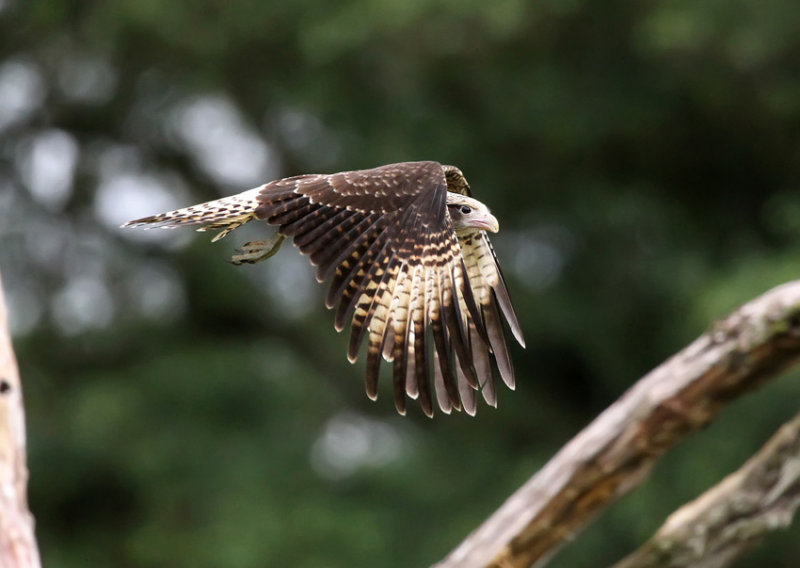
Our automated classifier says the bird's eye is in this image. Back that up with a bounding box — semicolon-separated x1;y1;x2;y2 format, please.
460;205;472;215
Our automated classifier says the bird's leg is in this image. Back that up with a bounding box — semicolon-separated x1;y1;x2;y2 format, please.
229;233;287;265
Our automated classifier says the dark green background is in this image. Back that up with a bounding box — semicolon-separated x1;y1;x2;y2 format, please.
2;1;800;566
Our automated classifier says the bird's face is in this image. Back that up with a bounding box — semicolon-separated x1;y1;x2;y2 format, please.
446;193;500;234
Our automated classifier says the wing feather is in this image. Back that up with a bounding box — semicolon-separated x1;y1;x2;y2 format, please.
262;198;319;228
389;265;415;414
471;322;496;406
429;248;460;411
336;228;391;338
457;361;478;416
411;235;433;416
443;245;479;390
483;294;515;389
403;264;423;404
321;215;384;310
311;212;381;276
293;208;360;249
359;216;422;392
360;254;403;386
483;237;525;347
433;350;453;415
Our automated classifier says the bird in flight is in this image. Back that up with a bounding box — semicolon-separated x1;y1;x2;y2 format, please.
124;161;524;416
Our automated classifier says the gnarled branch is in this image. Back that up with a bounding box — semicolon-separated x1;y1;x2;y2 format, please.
0;270;41;568
614;411;800;568
436;280;800;568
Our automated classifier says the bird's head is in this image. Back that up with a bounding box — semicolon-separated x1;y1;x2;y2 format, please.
446;193;500;234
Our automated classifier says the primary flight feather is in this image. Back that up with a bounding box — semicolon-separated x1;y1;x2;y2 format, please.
123;161;525;416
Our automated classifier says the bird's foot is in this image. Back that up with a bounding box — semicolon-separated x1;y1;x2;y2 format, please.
229;234;286;265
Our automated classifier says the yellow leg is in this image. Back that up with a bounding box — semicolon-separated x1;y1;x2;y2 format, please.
229;234;287;265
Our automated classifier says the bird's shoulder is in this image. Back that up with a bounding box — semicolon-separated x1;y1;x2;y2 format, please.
257;161;449;214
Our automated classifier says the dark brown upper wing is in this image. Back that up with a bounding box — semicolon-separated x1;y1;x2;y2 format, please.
253;161;490;416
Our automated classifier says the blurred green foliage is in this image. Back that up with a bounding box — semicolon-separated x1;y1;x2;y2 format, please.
2;0;800;566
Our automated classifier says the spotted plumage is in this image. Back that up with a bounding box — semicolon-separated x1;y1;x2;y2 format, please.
123;161;525;416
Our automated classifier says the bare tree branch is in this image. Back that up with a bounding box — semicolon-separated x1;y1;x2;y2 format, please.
0;269;41;568
613;411;800;568
436;280;800;568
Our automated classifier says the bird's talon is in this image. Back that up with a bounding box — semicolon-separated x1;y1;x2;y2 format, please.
229;235;286;265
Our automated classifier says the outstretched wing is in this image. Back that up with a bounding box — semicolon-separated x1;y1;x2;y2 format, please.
253;161;500;416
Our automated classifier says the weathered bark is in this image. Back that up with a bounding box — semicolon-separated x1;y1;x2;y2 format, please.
0;270;41;568
436;280;800;568
614;412;800;568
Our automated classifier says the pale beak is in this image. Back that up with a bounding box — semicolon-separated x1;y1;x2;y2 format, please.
473;212;500;233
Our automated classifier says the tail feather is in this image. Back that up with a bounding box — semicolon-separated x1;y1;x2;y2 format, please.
122;188;262;241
